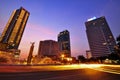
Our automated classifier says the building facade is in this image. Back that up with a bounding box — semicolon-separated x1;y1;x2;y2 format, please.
85;16;116;57
0;7;30;49
58;30;71;57
38;40;60;59
86;50;92;59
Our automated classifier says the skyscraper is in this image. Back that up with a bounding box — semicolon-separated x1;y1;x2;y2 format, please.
85;16;116;57
58;30;71;57
0;7;30;49
38;40;60;58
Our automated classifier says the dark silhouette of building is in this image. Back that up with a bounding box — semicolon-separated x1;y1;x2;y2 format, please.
86;50;92;59
58;30;71;57
38;40;60;59
27;42;35;64
0;7;30;49
85;16;116;58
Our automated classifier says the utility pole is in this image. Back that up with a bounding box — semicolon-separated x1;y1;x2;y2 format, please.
27;42;35;65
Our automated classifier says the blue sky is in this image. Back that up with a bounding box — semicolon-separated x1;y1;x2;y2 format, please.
0;0;120;58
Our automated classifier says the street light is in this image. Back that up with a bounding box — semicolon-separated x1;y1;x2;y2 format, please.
67;58;72;61
61;54;65;61
61;54;65;58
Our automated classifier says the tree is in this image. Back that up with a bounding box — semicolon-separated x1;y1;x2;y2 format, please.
108;53;120;60
114;35;120;55
86;57;99;63
97;56;107;63
78;55;86;63
117;35;120;49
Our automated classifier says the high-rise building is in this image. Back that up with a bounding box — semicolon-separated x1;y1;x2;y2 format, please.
38;40;60;59
85;16;116;57
58;30;71;57
0;7;30;49
86;50;92;59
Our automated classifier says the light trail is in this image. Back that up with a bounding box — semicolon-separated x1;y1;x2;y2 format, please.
80;64;103;68
81;64;120;75
89;67;120;75
62;64;120;75
0;64;120;74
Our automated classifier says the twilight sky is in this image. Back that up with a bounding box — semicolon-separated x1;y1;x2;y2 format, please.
0;0;120;59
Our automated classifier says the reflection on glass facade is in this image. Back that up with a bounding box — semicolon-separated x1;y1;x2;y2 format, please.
58;30;71;57
85;16;116;57
0;7;30;49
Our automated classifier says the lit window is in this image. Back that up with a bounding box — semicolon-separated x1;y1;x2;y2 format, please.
93;22;96;25
109;36;112;38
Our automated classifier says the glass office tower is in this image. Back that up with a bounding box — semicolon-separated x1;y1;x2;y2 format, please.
85;16;116;57
58;30;71;57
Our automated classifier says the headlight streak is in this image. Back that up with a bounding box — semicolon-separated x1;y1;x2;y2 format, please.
83;64;120;75
62;64;120;74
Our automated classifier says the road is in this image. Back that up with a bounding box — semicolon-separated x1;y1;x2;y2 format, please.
0;64;120;80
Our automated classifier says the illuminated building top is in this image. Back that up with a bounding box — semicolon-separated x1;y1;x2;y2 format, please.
58;30;71;57
87;16;97;21
85;16;116;57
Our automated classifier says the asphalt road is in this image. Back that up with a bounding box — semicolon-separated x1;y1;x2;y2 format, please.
0;64;120;80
